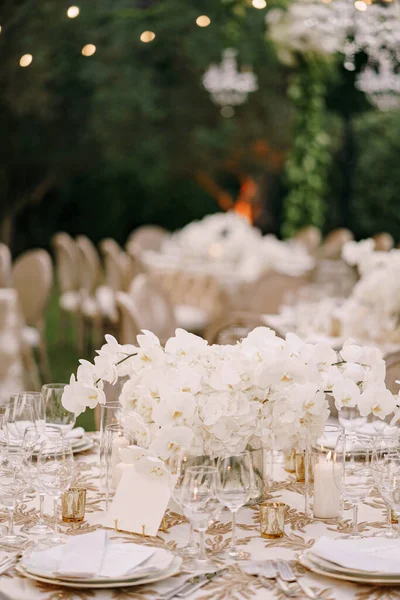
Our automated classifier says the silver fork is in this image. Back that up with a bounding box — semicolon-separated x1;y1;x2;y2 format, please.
276;560;321;600
242;561;294;597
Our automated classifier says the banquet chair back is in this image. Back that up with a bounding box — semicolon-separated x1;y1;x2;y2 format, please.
0;243;11;287
244;270;310;315
373;232;394;252
99;238;126;292
128;274;176;343
293;226;321;255
320;228;354;260
385;351;400;395
12;249;53;328
126;225;169;254
206;311;284;345
76;235;102;293
115;292;141;345
51;232;79;292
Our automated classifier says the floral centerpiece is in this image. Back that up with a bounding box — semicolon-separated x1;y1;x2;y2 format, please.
62;328;399;464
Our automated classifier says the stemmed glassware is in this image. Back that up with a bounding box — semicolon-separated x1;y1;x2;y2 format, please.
338;407;367;434
42;384;76;433
178;465;220;572
372;432;400;538
333;432;374;539
378;453;400;535
5;396;36;446
18;392;46;437
216;452;253;560
37;439;74;544
0;456;31;546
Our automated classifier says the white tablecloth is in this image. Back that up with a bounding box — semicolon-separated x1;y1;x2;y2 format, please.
1;434;398;600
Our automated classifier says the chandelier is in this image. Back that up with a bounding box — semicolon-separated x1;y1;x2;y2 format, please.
202;49;258;116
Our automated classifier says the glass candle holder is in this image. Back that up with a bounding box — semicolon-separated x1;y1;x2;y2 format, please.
62;488;86;523
295;451;314;483
260;502;287;539
312;425;341;519
284;449;296;473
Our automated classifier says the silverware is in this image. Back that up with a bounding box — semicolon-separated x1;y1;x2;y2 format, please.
242;561;290;596
176;568;228;598
276;560;322;600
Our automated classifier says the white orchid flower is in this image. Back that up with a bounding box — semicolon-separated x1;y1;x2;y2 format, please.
358;382;397;419
62;374;105;416
332;379;361;409
149;425;194;460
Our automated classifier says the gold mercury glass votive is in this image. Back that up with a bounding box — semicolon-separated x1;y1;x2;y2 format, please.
295;451;314;483
260;502;287;539
62;488;86;523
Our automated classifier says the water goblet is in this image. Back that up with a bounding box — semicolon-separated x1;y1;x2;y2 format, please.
18;392;46;437
42;384;76;433
379;453;400;536
372;432;400;538
216;452;253;560
333;432;374;539
0;456;30;546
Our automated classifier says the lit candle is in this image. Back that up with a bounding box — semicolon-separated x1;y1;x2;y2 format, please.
313;453;341;519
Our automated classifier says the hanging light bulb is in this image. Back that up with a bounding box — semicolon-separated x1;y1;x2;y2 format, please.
252;0;267;8
19;54;33;67
82;44;96;56
354;0;367;11
196;15;211;27
67;6;80;18
140;31;156;43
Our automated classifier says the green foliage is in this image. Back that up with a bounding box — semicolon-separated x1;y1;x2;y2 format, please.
282;60;332;238
351;111;400;240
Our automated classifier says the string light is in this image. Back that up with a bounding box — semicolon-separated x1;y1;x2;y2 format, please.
19;54;33;67
354;0;367;10
196;15;211;27
0;25;2;34
67;6;80;18
252;0;267;8
140;31;156;43
81;44;96;56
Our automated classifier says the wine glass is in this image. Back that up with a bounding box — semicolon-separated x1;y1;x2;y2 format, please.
338;407;368;434
372;432;400;538
216;452;253;560
37;439;74;544
178;466;219;572
0;414;9;466
42;384;76;433
333;432;374;539
5;396;36;446
379;454;400;536
18;392;46;437
23;427;64;536
170;452;213;559
0;456;31;546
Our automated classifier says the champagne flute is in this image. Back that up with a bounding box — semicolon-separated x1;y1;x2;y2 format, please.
333;432;374;539
37;439;74;544
216;452;253;560
178;466;219;572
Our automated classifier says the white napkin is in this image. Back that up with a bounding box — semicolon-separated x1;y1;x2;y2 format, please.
311;536;400;574
57;530;107;577
65;427;85;440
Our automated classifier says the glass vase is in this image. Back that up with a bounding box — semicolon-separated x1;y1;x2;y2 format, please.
245;438;264;505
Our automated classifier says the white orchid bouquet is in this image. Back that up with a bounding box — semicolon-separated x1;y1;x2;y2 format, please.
62;328;399;463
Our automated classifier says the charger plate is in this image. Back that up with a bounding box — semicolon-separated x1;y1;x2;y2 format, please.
299;551;400;585
16;555;182;589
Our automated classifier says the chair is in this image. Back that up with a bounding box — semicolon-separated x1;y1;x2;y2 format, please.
385;351;400;395
99;238;133;292
115;292;141;345
128;274;176;343
320;228;354;260
293;226;322;255
243;270;310;315
12;249;53;382
51;233;81;343
76;235;102;294
125;225;169;254
205;311;284;345
373;232;394;252
0;243;11;288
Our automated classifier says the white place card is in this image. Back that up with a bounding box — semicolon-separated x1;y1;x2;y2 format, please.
103;467;173;537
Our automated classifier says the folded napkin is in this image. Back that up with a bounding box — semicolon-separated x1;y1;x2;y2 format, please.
65;427;85;440
25;531;158;580
311;536;400;574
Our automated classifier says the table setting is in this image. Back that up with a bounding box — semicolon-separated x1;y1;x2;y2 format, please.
3;328;400;599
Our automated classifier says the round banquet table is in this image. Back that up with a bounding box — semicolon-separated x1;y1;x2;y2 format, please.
1;433;398;600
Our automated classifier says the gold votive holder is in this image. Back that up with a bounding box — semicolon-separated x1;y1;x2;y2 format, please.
260;502;287;539
284;449;296;473
295;451;314;483
391;508;398;524
62;488;86;523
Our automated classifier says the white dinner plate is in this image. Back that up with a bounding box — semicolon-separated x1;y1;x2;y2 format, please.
16;555;182;589
299;551;400;585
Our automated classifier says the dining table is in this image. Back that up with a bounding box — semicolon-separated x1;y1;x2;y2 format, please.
0;432;398;600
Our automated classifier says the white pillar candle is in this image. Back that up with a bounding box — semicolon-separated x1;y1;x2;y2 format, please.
112;462;135;490
111;436;129;476
313;460;341;519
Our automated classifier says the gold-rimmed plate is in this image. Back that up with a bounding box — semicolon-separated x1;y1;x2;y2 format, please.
299;551;400;585
16;555;182;589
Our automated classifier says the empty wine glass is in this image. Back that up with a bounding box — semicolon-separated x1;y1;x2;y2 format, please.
18;392;46;437
216;452;253;560
37;439;74;544
5;395;36;446
42;384;76;433
0;456;30;546
333;432;374;539
338;407;367;434
178;466;219;572
23;427;64;536
372;432;400;538
379;453;400;536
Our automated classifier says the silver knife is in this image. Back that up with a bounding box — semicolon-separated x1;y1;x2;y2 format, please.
176;568;228;597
